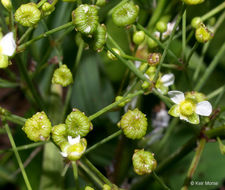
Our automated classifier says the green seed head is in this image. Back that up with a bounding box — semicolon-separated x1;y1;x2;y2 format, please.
147;37;158;49
185;91;206;103
118;108;148;139
51;124;67;147
195;24;213;43
103;184;111;190
41;2;55;17
15;3;41;27
22;112;52;142
65;109;93;137
52;64;73;87
96;0;106;7
179;99;196;116
132;149;157;175
147;53;161;66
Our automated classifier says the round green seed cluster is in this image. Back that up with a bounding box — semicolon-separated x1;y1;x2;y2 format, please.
72;4;99;35
195;24;213;43
14;3;41;27
51;124;67;147
132;149;157;175
117;108;148;139
65;109;93;137
22;111;52;142
133;31;145;45
112;2;139;27
52;64;73;87
41;2;55;17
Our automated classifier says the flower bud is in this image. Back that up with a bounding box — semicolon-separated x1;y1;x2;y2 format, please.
133;31;145;45
183;0;204;5
85;186;95;190
115;96;130;107
1;0;12;11
60;136;87;161
117;108;148;140
103;184;111;190
15;3;41;27
132;149;157;175
147;37;158;49
195;24;213;43
147;53;161;66
107;48;121;60
41;2;55;17
22;112;52;142
52;64;73;87
191;17;202;29
156;21;167;33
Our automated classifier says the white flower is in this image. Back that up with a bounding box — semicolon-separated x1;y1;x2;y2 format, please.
155;22;178;40
60;135;87;161
0;32;16;69
168;90;212;124
155;73;175;94
0;32;16;56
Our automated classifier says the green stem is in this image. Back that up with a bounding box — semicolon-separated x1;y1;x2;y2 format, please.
201;2;225;22
85;130;122;155
182;138;206;190
182;10;186;61
18;27;34;44
4;123;32;190
152;89;173;108
136;23;181;65
37;0;48;7
18;22;74;52
207;85;225;100
78;161;103;187
153;4;185;83
1;114;26;126
17;58;45;110
106;45;147;81
194;40;225;91
82;157;112;186
72;161;80;190
147;0;168;30
61;163;70;177
88;90;144;121
0;141;47;154
152;171;170;190
185;42;199;67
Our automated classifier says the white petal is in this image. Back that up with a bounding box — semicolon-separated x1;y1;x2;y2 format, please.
168;91;185;104
68;135;80;145
161;73;175;87
195;101;212;116
135;61;141;68
60;152;68;157
154;31;160;38
0;32;16;56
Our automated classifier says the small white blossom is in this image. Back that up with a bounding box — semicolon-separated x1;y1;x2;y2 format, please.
155;22;178;40
0;32;16;56
156;73;175;95
168;90;212;124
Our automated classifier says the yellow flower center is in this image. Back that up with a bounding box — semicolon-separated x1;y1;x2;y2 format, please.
179;100;195;116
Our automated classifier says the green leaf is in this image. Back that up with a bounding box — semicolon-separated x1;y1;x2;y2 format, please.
168;105;180;117
39;143;64;190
